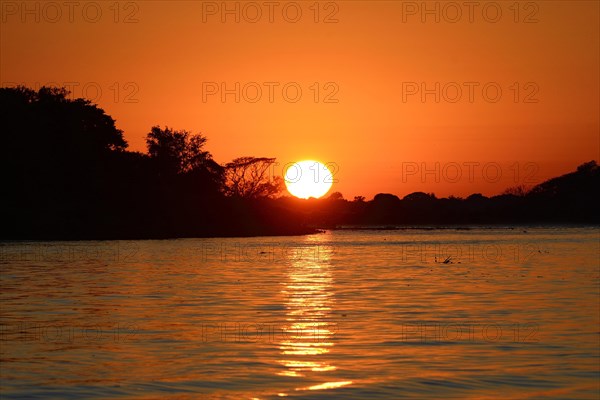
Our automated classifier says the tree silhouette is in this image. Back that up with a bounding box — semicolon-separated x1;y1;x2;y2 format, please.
146;126;221;177
1;86;132;239
224;157;283;198
327;191;344;200
1;86;127;160
502;184;530;197
2;85;598;239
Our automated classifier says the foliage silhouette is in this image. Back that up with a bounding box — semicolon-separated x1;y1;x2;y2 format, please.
1;85;597;240
1;86;309;239
224;157;283;199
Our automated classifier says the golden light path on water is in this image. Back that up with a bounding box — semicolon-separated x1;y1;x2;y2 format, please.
276;234;352;394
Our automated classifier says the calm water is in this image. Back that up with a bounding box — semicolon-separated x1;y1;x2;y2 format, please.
1;228;599;399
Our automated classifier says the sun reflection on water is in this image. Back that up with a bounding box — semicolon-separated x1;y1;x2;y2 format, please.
276;234;352;393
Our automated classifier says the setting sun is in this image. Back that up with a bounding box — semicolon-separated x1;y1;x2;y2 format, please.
284;160;333;199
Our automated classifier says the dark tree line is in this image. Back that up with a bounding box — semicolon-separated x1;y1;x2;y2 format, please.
1;86;598;240
278;161;599;228
1;86;306;239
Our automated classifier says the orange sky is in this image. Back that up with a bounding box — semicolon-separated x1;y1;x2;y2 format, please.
1;1;598;199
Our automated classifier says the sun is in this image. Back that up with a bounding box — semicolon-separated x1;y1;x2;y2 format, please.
284;160;333;199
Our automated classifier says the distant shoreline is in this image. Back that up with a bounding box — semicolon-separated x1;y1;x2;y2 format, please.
330;224;600;231
2;224;599;243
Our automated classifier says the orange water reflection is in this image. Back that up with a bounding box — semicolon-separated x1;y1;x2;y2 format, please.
276;234;352;392
2;229;598;398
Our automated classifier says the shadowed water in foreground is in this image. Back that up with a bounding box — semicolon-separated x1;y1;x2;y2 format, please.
1;227;598;399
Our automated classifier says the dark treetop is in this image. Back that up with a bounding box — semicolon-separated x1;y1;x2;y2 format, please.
1;86;598;240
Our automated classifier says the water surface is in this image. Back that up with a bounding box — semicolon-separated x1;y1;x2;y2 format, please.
1;227;599;398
